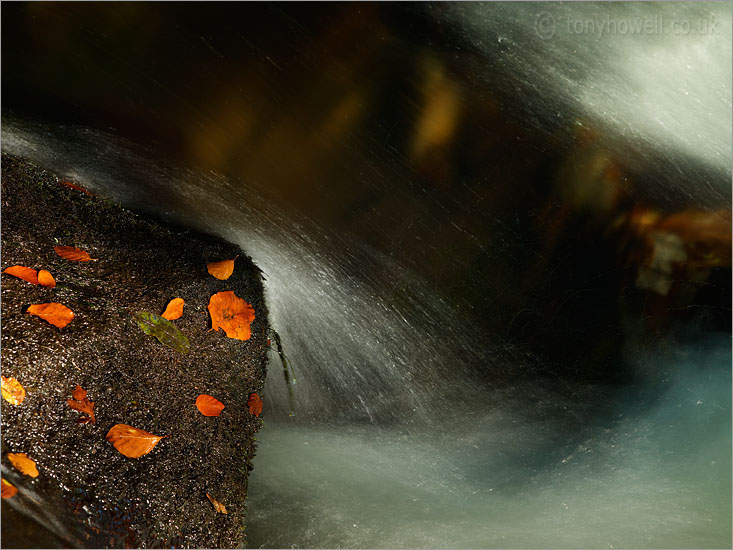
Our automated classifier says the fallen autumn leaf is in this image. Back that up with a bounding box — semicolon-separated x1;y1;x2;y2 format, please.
196;394;225;417
248;393;263;417
1;376;26;405
206;492;228;514
54;246;96;262
1;479;18;499
2;265;39;285
2;266;56;287
26;303;75;329
206;256;238;280
67;384;96;423
161;297;185;321
106;424;169;458
133;311;190;353
37;269;56;287
208;291;255;341
7;453;39;478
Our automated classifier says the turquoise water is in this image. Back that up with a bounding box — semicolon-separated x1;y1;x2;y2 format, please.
247;338;731;548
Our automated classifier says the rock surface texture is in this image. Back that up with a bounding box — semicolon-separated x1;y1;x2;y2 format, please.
1;153;269;548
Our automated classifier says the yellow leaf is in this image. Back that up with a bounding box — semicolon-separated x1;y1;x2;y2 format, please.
106;424;169;458
206;256;238;280
1;376;26;405
206;492;228;514
1;478;18;499
7;453;39;478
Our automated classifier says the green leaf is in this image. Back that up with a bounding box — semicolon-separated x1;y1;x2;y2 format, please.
132;311;190;354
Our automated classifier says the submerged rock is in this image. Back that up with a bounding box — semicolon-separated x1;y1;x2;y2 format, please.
1;153;269;548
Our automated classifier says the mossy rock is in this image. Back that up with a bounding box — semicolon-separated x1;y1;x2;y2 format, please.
1;153;269;548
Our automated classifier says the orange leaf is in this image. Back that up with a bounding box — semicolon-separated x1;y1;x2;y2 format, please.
206;492;228;514
206;256;238;280
106;424;169;458
248;393;263;417
1;376;26;405
27;303;75;328
207;291;255;341
196;394;225;417
7;453;39;478
1;478;18;499
37;269;56;288
67;384;95;423
54;246;96;262
60;181;94;196
161;297;185;321
2;265;39;285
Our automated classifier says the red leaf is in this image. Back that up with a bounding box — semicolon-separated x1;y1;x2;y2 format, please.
67;384;95;423
248;393;263;417
54;246;97;262
195;394;225;417
60;181;94;196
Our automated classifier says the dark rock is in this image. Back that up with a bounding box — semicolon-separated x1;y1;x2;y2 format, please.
1;153;269;548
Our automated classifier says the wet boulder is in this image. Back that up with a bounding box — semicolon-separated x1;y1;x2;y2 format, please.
1;153;269;548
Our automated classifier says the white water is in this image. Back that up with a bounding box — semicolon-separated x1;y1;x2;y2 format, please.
3;116;730;548
2;3;731;547
446;2;732;183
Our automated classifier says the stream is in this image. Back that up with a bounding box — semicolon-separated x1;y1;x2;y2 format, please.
1;2;731;548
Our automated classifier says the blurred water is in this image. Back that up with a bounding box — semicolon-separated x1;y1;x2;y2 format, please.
446;2;732;183
3;118;730;548
248;341;731;548
1;2;731;547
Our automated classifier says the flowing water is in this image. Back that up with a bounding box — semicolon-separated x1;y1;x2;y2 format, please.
1;2;731;548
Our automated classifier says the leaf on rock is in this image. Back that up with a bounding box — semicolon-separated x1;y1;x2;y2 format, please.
1;376;26;406
27;303;75;329
106;424;169;458
208;291;255;341
37;269;56;288
161;298;184;321
132;311;190;354
2;266;56;287
7;453;39;478
196;394;225;417
2;265;39;285
60;181;94;196
54;246;96;262
1;478;18;499
206;256;238;280
67;384;96;423
206;492;228;514
248;393;263;417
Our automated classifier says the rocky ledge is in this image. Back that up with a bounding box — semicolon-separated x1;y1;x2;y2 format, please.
1;153;269;548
